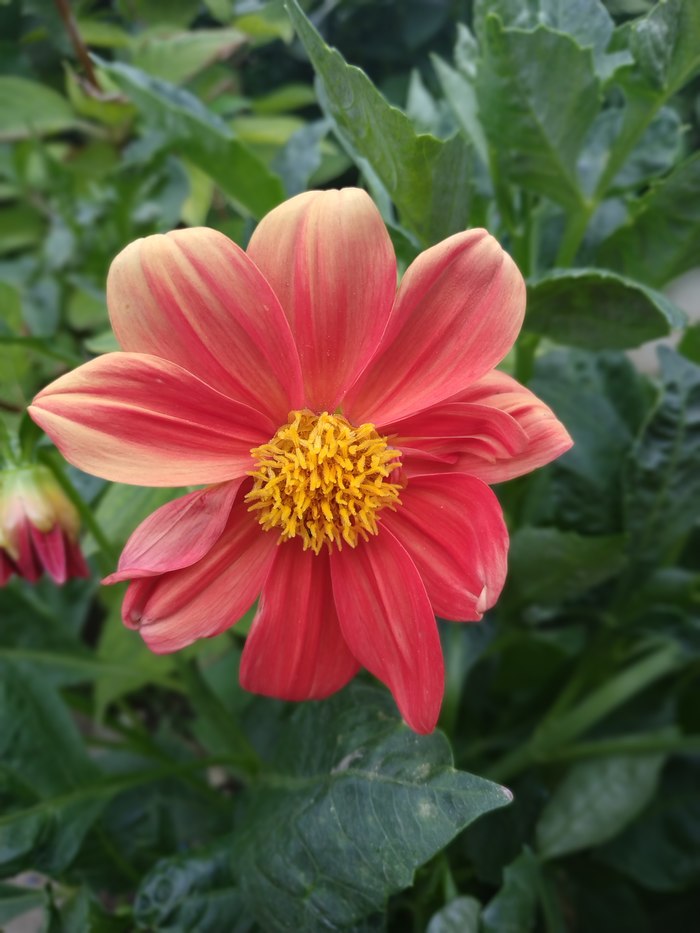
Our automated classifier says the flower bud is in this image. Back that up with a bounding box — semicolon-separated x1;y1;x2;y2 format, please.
0;465;90;585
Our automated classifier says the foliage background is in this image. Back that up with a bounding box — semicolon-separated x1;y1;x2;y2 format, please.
1;0;700;930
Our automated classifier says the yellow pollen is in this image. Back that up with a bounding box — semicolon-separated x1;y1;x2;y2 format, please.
246;410;402;554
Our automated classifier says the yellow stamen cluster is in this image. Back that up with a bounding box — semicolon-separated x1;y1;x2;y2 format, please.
246;410;402;554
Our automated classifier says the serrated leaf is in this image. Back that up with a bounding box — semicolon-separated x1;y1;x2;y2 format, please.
98;59;284;219
234;685;510;932
0;77;80;140
525;268;685;349
597;154;700;287
536;751;667;859
623;347;700;565
506;528;627;607
476;16;600;209
629;0;700;95
285;0;473;245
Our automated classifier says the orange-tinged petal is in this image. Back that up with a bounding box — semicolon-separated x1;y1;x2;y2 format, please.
247;188;397;412
451;371;573;482
240;543;360;700
108;228;304;422
345;230;526;425
30;353;271;486
330;528;444;734
382;473;508;621
104;480;242;583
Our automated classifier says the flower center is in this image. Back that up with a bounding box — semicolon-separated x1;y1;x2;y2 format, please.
246;410;402;554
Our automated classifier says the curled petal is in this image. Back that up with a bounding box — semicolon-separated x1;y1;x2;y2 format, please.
108;228;304;421
240;543;360;700
345;230;526;425
382;473;508;621
247;188;397;412
385;402;528;478
30;353;271;486
451;371;573;482
104;480;242;584
331;528;444;734
122;499;276;653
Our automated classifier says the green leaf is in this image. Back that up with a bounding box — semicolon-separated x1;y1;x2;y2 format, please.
476;16;600;209
135;842;252;932
623;348;700;565
0;883;46;924
431;53;488;163
235;685;510;932
506;528;627;608
481;849;540;933
426;896;481;933
629;0;700;95
130;28;246;85
596;758;700;891
0;660;104;874
285;0;473;245
0;77;80;140
536;751;667;859
525;268;685;349
98;59;284;219
679;322;700;365
85;483;184;557
597;154;700;287
271;119;329;196
0;203;45;255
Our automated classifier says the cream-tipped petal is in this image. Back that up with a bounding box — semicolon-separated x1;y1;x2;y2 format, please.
247;188;397;411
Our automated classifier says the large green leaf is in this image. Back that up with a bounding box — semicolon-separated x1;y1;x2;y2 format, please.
98;60;284;219
234;685;510;932
285;0;473;245
536;751;667;859
505;528;627;608
0;77;80;140
597;154;700;287
525;268;685;349
623;348;700;566
476;15;600;209
629;0;700;95
427;896;481;933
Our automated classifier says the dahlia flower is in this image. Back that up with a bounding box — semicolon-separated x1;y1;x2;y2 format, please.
0;464;89;585
29;188;571;733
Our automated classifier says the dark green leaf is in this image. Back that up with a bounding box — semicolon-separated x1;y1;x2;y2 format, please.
480;849;540;933
629;0;700;95
596;758;700;891
536;750;667;858
426;896;480;933
0;883;46;923
476;16;600;208
135;842;251;932
525;268;685;349
597;154;700;287
97;60;284;219
234;685;510;932
285;0;473;245
506;528;627;607
623;348;700;565
679;322;700;365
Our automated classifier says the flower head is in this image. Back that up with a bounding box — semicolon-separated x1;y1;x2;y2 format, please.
29;188;571;733
0;464;89;585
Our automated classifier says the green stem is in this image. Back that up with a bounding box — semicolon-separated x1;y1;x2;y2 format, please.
548;731;700;762
555;201;594;268
514;332;540;384
38;448;118;573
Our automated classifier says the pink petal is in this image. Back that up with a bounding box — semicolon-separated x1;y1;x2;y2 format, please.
31;524;68;584
345;230;526;425
330;528;444;734
384;402;528;478
247;189;397;412
122;497;276;653
0;551;15;585
240;543;360;700
104;480;242;584
451;371;573;482
382;473;508;621
30;353;272;486
108;228;304;422
13;520;41;582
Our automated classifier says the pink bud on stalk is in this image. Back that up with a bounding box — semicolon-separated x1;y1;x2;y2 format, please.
0;464;90;586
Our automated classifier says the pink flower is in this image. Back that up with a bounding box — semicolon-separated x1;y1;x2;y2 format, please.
29;189;571;733
0;464;89;585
